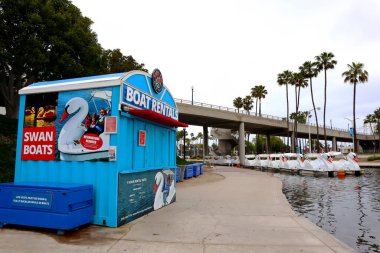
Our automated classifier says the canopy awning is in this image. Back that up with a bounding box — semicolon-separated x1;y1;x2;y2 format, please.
128;109;188;128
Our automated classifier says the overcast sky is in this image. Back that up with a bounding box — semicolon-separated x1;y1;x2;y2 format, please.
72;0;380;134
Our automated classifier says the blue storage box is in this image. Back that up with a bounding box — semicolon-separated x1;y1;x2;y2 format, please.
0;182;93;233
192;164;200;177
184;165;193;179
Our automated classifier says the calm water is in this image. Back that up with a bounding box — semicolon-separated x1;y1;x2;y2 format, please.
276;169;380;253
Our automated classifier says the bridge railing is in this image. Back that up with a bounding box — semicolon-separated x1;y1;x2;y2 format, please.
174;98;368;135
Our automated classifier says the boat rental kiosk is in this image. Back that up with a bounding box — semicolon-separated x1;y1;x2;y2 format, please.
9;70;187;227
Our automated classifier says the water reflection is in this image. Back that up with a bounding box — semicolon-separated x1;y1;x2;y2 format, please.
277;169;380;253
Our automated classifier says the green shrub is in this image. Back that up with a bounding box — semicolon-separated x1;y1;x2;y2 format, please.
367;155;380;161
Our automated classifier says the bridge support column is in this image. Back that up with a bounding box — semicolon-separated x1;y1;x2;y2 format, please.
332;136;337;151
266;134;271;154
203;126;208;158
239;122;245;166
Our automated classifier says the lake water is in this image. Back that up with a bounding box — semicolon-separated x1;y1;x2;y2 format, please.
276;169;380;253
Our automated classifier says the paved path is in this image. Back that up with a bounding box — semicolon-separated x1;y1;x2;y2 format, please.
0;167;356;253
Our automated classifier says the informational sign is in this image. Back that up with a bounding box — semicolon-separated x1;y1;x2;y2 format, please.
117;169;176;226
12;191;52;209
139;130;146;146
105;116;117;134
22;126;56;160
350;127;354;137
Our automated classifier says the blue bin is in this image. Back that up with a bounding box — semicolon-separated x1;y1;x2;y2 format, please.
192;163;200;177
200;163;204;174
175;167;181;182
0;182;93;233
184;165;193;179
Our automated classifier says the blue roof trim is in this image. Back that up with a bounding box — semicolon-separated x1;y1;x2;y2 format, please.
30;73;126;87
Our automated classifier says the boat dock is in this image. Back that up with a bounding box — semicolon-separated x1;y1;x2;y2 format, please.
0;166;355;253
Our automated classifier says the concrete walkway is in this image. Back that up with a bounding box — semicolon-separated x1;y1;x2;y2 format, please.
0;167;356;253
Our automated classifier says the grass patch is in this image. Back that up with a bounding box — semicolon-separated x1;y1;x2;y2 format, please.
367;155;380;162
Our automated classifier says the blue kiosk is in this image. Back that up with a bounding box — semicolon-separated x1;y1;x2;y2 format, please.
0;70;188;228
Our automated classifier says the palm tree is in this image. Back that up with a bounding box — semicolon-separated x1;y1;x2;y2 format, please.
315;52;337;152
299;61;320;146
342;62;368;153
375;108;380;149
277;70;293;149
289;72;308;152
252;85;267;116
233;97;243;113
250;87;259;116
242;95;253;115
364;114;377;152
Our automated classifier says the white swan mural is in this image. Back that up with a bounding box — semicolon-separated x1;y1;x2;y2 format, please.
153;170;176;210
58;95;110;161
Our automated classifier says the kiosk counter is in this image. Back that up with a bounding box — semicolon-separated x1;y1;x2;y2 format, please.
8;70;187;227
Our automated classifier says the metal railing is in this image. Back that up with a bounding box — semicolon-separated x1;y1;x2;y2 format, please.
174;98;368;135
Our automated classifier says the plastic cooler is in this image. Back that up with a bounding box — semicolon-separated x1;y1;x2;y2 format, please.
0;182;93;234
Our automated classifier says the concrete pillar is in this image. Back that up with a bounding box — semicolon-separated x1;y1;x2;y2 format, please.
239;122;245;166
266;134;271;154
332;137;337;151
203;126;208;158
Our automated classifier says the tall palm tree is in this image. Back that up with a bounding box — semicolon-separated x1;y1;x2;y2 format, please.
299;61;320;147
242;95;253;115
374;108;380;149
250;87;259;116
342;62;368;153
291;72;308;152
277;70;293;149
315;52;337;152
252;85;267;116
233;97;243;113
364;114;377;152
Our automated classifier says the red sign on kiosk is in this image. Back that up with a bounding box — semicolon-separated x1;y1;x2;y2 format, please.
21;126;56;160
139;130;146;146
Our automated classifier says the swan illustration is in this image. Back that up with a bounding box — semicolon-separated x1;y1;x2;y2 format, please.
153;171;176;210
58;96;110;161
153;172;165;210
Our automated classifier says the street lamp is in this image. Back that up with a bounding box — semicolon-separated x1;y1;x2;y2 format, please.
308;107;320;153
191;86;194;105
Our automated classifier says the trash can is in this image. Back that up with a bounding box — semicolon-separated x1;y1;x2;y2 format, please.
175;167;181;182
0;182;93;234
192;163;200;177
184;165;193;179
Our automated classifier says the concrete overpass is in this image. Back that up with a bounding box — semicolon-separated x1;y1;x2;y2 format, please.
175;99;378;162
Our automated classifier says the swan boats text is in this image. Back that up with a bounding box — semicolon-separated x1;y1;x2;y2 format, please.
122;85;178;120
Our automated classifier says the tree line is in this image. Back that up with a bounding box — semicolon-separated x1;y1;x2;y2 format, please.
233;52;373;153
0;0;147;118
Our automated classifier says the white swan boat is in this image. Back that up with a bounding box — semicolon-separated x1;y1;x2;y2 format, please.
268;154;283;170
282;153;298;172
329;152;361;175
245;154;256;167
253;154;270;169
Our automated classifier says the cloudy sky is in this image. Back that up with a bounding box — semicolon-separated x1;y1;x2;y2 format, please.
72;0;380;134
